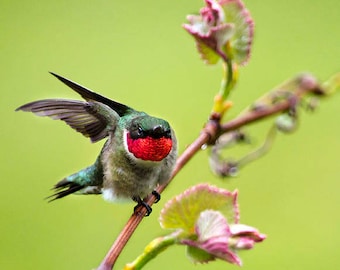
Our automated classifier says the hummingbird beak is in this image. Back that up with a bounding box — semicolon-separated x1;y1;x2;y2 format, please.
153;125;163;134
151;125;171;139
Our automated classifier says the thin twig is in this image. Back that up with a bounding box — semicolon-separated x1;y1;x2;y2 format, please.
97;74;321;270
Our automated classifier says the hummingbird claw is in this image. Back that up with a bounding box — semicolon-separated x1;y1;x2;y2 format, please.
152;190;161;203
133;197;152;216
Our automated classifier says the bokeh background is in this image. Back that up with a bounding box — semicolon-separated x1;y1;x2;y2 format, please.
1;0;339;269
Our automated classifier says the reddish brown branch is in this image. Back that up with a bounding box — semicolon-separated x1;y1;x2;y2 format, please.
97;74;321;270
221;101;290;132
97;213;143;270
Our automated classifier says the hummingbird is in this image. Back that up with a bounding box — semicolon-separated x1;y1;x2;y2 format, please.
16;72;177;215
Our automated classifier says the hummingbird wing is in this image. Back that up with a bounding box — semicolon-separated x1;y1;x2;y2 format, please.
49;72;132;117
16;99;118;142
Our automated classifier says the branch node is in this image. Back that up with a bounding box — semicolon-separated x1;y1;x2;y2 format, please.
204;117;221;145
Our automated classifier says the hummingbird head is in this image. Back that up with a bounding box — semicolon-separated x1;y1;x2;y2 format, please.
124;116;173;162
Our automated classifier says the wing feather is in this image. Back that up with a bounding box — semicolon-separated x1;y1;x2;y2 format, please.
16;99;111;142
49;72;131;117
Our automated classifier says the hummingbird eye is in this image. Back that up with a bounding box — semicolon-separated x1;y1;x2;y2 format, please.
137;127;144;136
130;126;145;139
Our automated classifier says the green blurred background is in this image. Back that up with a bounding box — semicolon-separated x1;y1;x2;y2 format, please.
1;0;339;269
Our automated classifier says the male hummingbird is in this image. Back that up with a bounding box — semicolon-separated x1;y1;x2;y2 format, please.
16;72;177;215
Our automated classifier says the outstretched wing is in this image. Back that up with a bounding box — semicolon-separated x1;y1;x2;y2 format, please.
49;72;132;117
16;99;116;142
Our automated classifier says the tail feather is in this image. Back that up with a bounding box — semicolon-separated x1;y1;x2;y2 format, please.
47;179;84;202
46;159;103;202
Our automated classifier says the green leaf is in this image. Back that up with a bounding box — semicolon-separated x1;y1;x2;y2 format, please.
221;0;254;65
186;246;215;263
196;40;221;65
159;184;239;233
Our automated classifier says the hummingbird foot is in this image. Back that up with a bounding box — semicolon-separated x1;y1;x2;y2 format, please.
133;197;152;216
152;190;161;203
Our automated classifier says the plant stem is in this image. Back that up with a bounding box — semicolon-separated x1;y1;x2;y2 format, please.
124;233;179;270
220;59;234;100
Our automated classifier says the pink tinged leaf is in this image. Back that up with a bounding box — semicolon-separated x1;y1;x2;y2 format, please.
182;210;242;265
159;184;239;233
184;23;234;64
183;0;234;64
220;0;254;65
232;237;256;249
229;224;266;250
185;15;206;34
183;22;220;64
185;244;242;265
183;18;235;63
194;210;230;256
184;0;254;65
196;210;242;265
204;0;226;25
230;224;266;241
